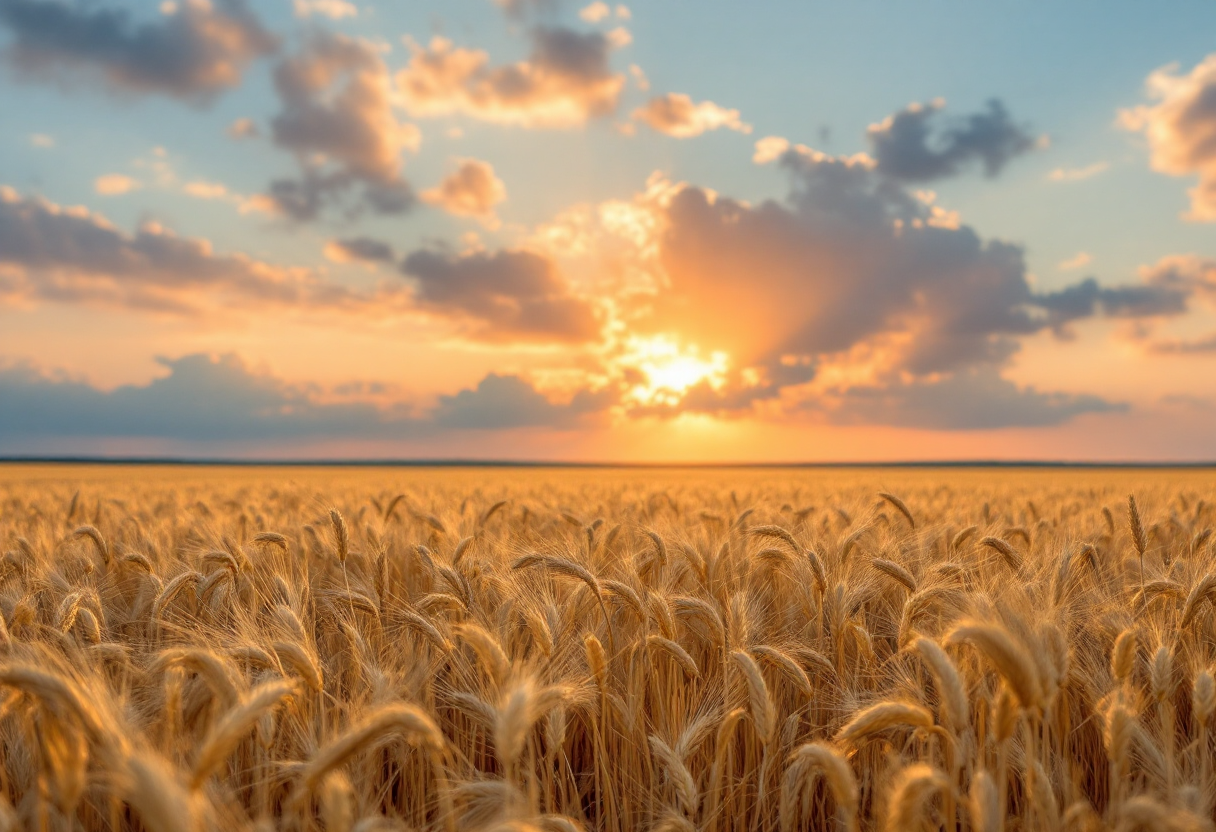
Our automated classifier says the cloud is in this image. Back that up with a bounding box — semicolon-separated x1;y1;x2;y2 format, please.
293;0;357;19
0;354;400;442
489;0;557;20
583;142;1184;427
324;236;395;264
1130;255;1216;351
632;93;752;138
182;180;228;199
1034;277;1189;335
1058;251;1091;270
420;158;507;224
651;150;1045;374
400;246;601;343
753;136;790;164
396;28;625;128
0;353;617;449
1141;254;1216;298
28;132;53;147
0;186;400;316
579;1;610;22
0;0;276;103
267;34;419;220
432;372;617;429
867;98;1038;183
1047;161;1109;182
1120;54;1216;220
227;117;258;140
820;369;1122;430
94;173;139;195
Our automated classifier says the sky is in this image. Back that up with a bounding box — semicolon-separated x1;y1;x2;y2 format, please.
2;0;1216;462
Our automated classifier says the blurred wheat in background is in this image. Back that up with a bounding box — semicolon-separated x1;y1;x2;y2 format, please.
0;464;1213;832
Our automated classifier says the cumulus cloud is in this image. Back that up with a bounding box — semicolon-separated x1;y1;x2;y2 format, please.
599;141;1186;427
0;353;616;449
867;99;1038;183
1120;54;1216;220
267;34;419;220
0;186;401;316
421;159;507;224
396;28;625;128
324;236;395;264
0;0;276;103
401;247;601;343
632;93;751;138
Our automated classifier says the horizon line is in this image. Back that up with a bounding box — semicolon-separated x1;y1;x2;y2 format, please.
2;456;1215;469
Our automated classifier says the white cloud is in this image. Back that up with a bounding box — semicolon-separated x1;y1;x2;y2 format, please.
753;136;790;164
633;93;751;138
579;1;610;22
183;181;229;199
1047;162;1109;183
1058;251;1093;271
293;0;358;19
94;174;140;195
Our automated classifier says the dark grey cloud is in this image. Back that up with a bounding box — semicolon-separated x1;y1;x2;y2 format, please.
1036;277;1190;334
822;370;1122;430
325;236;395;264
0;186;402;316
1111;255;1216;352
867;99;1037;183
0;353;617;450
0;0;276;103
0;354;398;442
432;372;617;429
401;247;601;343
267;34;417;220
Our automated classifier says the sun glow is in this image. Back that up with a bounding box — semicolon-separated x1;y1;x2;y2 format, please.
622;335;729;405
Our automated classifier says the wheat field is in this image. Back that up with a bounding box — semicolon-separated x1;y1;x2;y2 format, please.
0;464;1214;832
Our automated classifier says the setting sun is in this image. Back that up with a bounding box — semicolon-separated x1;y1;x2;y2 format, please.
620;335;730;405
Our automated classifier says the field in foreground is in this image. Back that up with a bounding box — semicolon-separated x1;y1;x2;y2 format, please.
0;464;1214;832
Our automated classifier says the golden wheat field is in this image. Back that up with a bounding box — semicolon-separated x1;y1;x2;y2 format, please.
1;464;1215;832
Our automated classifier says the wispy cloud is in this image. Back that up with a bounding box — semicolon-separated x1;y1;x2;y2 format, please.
94;174;140;195
1047;161;1109;182
1058;251;1092;270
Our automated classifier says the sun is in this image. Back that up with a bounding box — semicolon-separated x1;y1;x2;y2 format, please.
621;335;729;405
